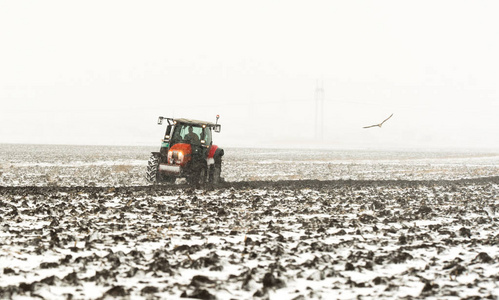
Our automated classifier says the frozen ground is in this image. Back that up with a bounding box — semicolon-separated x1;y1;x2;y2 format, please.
1;144;498;186
0;144;498;299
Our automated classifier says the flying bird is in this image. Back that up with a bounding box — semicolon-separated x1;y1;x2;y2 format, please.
363;113;393;129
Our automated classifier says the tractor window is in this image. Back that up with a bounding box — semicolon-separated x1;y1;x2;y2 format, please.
203;128;212;145
165;125;172;137
170;125;182;143
177;124;203;144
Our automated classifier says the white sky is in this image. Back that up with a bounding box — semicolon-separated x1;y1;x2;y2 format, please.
1;1;498;149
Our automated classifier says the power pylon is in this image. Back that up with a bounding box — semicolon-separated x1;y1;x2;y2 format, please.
315;80;325;141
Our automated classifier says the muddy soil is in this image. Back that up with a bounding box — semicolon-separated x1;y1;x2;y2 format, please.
1;177;498;299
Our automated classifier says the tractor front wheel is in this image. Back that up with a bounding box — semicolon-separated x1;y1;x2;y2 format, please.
146;154;159;183
188;166;207;187
159;174;176;184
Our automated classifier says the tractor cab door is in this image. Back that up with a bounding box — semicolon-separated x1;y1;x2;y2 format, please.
160;124;173;158
169;124;183;147
201;128;212;158
201;127;212;146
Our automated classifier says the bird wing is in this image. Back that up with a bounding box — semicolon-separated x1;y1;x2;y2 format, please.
380;113;393;125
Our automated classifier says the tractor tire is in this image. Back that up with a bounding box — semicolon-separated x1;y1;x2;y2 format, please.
209;161;222;184
188;166;207;187
159;174;176;184
146;154;159;183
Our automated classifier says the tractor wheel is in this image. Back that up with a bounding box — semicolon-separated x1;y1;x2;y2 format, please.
209;161;222;184
146;154;159;183
188;166;207;187
160;174;176;184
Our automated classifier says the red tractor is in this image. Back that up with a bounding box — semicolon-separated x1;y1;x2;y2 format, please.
146;116;224;185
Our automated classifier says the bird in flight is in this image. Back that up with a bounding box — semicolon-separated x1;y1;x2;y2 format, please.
363;113;393;129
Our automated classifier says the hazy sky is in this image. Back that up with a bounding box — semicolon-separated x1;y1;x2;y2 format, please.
1;1;498;149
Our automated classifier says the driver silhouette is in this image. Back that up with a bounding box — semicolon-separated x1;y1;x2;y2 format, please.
185;126;200;144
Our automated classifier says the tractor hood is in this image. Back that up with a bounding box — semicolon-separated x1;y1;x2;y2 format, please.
168;143;192;166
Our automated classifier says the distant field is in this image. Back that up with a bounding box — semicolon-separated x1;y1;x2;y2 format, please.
1;144;498;186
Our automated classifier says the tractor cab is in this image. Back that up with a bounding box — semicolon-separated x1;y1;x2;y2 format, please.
169;122;212;147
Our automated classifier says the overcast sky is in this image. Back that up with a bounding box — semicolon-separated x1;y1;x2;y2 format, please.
1;1;498;150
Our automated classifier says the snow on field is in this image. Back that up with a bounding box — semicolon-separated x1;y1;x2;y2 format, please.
1;144;498;186
0;144;498;299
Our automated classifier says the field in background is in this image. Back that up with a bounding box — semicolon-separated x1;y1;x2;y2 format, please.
1;144;498;186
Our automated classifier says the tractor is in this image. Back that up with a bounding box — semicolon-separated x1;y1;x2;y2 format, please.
146;115;224;185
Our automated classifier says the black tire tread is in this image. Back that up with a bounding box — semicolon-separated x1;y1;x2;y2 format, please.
146;154;159;183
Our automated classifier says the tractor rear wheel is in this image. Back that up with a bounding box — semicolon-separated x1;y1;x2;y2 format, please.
209;161;222;184
146;154;159;183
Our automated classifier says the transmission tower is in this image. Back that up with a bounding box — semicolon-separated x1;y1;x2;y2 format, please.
315;80;325;141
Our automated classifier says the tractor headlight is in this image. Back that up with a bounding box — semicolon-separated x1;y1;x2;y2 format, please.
168;150;184;164
168;150;173;163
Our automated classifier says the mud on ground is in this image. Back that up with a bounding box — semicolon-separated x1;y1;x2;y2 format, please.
1;178;499;299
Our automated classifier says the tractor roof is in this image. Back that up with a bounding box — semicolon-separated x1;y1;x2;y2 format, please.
174;118;218;127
